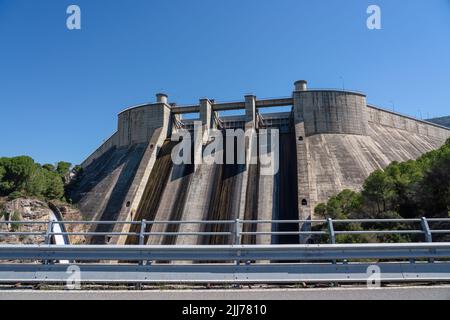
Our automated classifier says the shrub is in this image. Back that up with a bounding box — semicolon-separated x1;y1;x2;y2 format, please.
9;211;22;232
8;190;25;200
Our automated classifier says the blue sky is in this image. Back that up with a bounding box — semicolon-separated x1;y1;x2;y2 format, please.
1;0;450;165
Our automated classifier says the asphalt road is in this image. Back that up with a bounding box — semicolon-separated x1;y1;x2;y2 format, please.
1;286;449;300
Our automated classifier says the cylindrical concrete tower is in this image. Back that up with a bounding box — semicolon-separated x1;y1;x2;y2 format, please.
296;90;368;136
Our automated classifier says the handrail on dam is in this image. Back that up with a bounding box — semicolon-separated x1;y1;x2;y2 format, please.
1;218;450;245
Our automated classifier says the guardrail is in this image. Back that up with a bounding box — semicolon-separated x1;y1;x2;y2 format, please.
0;243;450;284
1;218;450;285
2;243;450;261
1;218;450;244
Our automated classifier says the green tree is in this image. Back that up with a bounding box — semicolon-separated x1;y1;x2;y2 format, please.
42;164;56;172
362;170;395;214
0;156;68;201
384;161;423;217
314;189;362;219
56;161;72;176
314;203;327;219
0;156;37;196
0;165;5;185
72;165;83;175
43;170;65;200
418;149;450;217
24;165;46;197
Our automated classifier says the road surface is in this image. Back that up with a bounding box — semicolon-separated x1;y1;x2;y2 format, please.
1;286;449;300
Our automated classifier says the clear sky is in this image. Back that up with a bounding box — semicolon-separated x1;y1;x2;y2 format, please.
1;0;450;165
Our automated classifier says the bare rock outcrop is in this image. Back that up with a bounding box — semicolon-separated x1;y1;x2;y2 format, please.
0;198;87;245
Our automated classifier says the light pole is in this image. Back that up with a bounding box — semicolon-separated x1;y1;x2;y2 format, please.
389;100;395;112
339;76;345;90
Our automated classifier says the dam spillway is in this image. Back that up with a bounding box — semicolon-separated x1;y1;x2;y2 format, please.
69;81;450;245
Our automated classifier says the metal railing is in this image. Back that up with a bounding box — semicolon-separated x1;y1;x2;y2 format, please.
0;243;450;284
1;218;450;285
1;218;450;244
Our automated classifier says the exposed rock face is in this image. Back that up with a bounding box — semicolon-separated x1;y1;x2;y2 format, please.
4;198;50;219
0;199;50;245
0;198;86;245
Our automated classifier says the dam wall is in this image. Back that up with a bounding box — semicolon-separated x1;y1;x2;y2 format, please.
301;125;448;216
70;143;147;222
295;90;368;136
81;132;119;169
291;87;450;218
72;98;172;243
367;105;450;141
72;80;450;245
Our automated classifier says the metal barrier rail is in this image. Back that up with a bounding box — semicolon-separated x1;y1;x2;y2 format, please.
1;218;450;244
1;243;450;284
1;243;450;261
1;262;450;284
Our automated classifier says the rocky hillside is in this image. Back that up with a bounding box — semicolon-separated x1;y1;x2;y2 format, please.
428;116;450;128
0;198;87;245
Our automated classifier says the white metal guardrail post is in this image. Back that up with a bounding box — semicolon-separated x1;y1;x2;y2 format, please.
234;219;241;245
421;217;433;243
139;219;147;265
44;220;53;245
235;219;241;266
421;217;434;263
327;218;337;264
136;219;147;290
43;220;54;265
327;218;336;244
139;219;146;245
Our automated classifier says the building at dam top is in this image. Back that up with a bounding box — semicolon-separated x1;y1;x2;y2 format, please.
70;80;450;245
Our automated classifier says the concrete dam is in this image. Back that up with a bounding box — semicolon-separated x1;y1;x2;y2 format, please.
70;80;450;245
